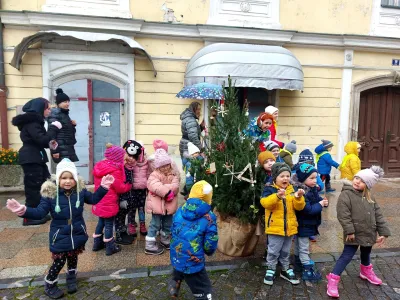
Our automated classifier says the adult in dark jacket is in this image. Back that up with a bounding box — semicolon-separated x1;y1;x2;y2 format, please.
11;98;61;226
48;88;78;163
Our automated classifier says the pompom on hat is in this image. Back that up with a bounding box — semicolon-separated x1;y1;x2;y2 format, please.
296;163;317;183
153;139;168;152
355;166;384;189
265;105;279;115
55;158;80;213
189;180;213;205
187;142;200;156
154;149;172;169
258;151;276;165
55;88;70;105
285;140;297;154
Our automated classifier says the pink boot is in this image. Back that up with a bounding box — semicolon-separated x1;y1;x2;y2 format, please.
326;273;340;298
360;264;382;285
128;223;137;237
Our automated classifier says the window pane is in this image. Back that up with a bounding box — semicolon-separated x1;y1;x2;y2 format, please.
382;0;400;6
93;80;120;99
57;79;87;101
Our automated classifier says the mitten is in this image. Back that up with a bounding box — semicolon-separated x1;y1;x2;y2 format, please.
49;140;58;150
120;200;128;210
51;121;62;129
6;199;27;216
101;174;114;189
165;191;175;202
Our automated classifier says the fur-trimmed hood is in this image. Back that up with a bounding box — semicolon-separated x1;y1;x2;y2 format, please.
40;174;86;198
11;112;44;130
291;173;312;193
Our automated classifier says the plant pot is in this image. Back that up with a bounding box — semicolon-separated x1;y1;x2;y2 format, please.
0;165;23;187
214;209;260;257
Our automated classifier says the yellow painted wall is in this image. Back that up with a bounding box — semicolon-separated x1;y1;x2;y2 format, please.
2;0;46;11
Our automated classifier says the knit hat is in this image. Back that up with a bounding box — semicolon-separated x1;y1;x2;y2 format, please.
355;166;384;189
123;139;143;160
285;140;297;154
189;180;213;205
264;140;280;152
104;143;125;167
296;163;317;183
257;112;274;128
153;139;168;152
154;149;172;169
188;142;200;156
258;151;276;165
322;139;334;150
298;148;314;165
55;88;70;105
265;105;279;115
272;162;291;182
55;158;80;213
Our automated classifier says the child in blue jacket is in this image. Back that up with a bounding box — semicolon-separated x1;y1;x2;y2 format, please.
183;142;204;199
6;159;113;299
315;140;339;193
169;180;218;299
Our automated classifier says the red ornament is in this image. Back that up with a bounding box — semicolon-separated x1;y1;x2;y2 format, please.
216;142;226;152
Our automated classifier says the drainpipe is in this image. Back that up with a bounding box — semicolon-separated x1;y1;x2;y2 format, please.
0;0;9;149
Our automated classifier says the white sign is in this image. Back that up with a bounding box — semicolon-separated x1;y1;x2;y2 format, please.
100;111;110;127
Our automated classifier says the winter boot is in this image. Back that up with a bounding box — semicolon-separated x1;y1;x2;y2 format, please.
280;269;300;285
263;268;276;286
145;236;164;255
302;262;322;282
66;269;78;294
115;230;134;245
293;255;303;273
92;233;105;251
168;279;181;298
105;237;121;256
326;273;340;298
160;234;171;250
44;277;64;299
360;264;382;285
139;222;148;236
128;223;137;237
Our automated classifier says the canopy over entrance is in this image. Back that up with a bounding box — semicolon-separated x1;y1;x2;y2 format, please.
185;43;303;91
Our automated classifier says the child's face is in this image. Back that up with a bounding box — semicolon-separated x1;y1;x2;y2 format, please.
327;147;333;152
271;148;280;157
263;159;275;172
275;171;291;189
272;111;279;120
352;176;366;191
59;171;76;190
124;153;137;165
261;119;272;132
304;172;317;188
159;164;172;175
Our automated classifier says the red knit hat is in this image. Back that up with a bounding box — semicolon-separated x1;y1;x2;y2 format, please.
104;143;125;166
257;112;274;128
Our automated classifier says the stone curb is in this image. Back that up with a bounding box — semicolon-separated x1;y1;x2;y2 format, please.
1;250;400;290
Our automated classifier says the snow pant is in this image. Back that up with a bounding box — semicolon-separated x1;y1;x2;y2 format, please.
21;163;50;208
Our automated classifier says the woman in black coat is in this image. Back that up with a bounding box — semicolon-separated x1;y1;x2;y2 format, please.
11;98;61;226
48;89;78;163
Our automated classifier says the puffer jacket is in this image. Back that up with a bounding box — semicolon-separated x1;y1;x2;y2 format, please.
133;158;151;189
340;142;361;180
337;181;391;247
148;155;181;183
279;149;294;169
315;144;339;175
146;169;179;215
48;108;78;163
170;198;218;274
244;117;270;151
261;184;305;236
179;108;202;157
92;160;132;218
23;176;108;253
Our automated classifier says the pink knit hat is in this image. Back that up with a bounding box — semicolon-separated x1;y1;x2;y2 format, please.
154;149;171;169
153;139;168;152
104;143;125;166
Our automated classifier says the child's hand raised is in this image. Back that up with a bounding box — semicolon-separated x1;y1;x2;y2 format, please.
319;198;329;207
277;189;286;199
101;174;115;189
6;199;26;216
294;189;305;198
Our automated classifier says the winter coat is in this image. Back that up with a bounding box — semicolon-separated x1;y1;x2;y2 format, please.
340;142;361;180
179;108;202;157
269;120;284;148
148;155;181;183
261;184;305;236
132;158;151;190
92;160;132;218
23;176;108;253
11;112;59;165
315;144;339;175
292;163;325;191
291;174;323;237
337;182;391;247
170;198;218;274
279;149;294;169
48;108;78;163
244;117;271;151
146;169;179;215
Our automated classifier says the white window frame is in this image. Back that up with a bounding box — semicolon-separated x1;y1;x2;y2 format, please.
370;0;400;37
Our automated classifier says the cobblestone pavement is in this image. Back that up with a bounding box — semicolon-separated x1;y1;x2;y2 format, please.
1;256;400;299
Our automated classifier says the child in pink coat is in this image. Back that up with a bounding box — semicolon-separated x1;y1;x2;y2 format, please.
148;139;181;181
145;149;179;256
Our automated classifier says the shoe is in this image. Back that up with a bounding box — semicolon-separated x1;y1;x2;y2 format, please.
145;236;164;255
326;273;340;298
263;268;276;285
309;236;317;242
360;264;382;285
128;223;137;237
280;269;300;285
92;234;105;251
115;231;134;245
66;269;78;294
302;263;322;282
168;279;181;298
326;188;336;193
293;255;303;273
23;214;51;226
44;277;64;299
160;235;171;250
105;237;121;256
139;222;148;236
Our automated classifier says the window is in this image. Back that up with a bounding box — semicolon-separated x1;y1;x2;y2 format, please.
382;0;400;8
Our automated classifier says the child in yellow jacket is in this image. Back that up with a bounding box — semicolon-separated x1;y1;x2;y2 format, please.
261;162;306;286
340;142;361;180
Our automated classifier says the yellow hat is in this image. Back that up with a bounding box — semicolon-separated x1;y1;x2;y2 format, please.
258;151;276;165
188;180;213;205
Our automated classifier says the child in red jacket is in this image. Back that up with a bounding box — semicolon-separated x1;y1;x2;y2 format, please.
92;143;132;256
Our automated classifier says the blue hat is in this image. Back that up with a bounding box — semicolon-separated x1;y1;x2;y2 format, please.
298;148;314;165
296;163;317;183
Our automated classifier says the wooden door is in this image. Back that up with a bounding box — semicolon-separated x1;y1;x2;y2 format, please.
358;86;400;177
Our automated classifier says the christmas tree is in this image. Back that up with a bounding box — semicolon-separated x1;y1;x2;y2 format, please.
204;77;262;225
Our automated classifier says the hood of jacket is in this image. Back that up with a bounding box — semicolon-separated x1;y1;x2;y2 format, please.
341;179;362;194
93;160;120;177
181;198;211;221
11;112;44;130
180;108;198;121
315;144;326;155
344;142;359;155
40;174;86;198
22;98;47;115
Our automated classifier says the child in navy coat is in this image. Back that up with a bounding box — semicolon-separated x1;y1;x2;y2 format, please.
7;159;114;299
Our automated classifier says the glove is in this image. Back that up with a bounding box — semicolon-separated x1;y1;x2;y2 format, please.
49;140;58;150
119;200;128;210
101;174;114;189
165;191;175;202
6;199;26;216
51;121;62;129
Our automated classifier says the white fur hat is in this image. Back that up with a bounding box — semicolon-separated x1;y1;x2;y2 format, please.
188;142;200;156
265;105;278;115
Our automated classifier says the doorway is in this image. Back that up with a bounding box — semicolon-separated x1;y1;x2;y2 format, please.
358;86;400;177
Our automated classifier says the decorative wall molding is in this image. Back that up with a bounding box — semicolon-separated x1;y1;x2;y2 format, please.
370;0;400;38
